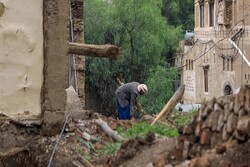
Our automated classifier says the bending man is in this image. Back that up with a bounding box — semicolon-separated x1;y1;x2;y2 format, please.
115;82;148;120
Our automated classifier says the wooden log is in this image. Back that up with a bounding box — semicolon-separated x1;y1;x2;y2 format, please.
72;154;95;167
69;42;120;60
95;119;125;142
151;84;185;125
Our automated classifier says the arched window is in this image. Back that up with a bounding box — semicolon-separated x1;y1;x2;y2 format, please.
224;84;232;95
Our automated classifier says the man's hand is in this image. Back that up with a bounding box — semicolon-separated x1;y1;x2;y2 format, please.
136;101;144;112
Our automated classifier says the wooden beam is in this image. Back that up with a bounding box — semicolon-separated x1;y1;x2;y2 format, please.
69;42;120;60
151;84;185;125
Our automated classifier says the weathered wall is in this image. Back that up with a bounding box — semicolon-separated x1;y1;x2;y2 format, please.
0;0;43;117
70;0;85;107
182;0;250;104
41;0;69;135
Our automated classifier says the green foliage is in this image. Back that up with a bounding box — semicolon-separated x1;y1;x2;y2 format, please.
84;0;184;116
77;147;91;161
172;109;198;128
117;121;179;139
162;0;194;30
139;64;179;115
96;142;121;157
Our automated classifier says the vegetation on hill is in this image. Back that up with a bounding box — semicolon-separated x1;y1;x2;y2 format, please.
84;0;194;117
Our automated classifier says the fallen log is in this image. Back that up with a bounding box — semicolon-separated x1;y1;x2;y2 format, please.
72;154;95;167
69;42;120;60
95;119;125;142
151;84;185;125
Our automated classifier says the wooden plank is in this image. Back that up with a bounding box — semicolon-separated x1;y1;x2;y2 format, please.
151;84;185;125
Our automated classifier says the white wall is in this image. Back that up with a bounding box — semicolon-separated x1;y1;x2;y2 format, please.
0;0;43;117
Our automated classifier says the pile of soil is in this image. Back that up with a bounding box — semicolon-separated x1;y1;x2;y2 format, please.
0;85;249;167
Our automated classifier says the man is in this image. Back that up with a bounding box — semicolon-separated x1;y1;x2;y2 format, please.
115;82;148;120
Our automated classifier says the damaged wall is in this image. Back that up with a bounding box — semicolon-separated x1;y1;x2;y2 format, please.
0;0;69;121
0;0;43;117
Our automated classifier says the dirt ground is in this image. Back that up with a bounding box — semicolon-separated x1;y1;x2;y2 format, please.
1;86;250;167
0;112;249;167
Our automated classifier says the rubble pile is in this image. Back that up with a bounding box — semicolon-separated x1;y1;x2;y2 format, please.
168;85;250;166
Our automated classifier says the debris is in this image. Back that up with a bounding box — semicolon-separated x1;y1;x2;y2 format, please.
95;118;125;142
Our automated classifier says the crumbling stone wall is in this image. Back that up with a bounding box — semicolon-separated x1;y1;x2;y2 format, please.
168;85;250;166
70;0;86;107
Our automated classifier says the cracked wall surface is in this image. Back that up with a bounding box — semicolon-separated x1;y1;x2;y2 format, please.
0;0;43;117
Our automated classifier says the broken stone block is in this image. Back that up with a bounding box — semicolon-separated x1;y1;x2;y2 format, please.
215;144;226;154
234;131;245;141
183;125;194;135
234;94;244;115
200;128;212;146
236;116;250;137
238;108;247;119
211;132;222;148
182;140;190;159
226;113;238;134
202;114;212;129
224;103;231;122
217;112;224;132
214;102;223;112
202;103;213;119
211;111;220;131
66;86;84;119
189;157;210;167
195;123;202;137
222;125;229;141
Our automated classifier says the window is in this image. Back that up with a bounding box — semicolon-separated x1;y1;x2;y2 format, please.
209;1;214;27
222;57;225;70
227;59;230;71
231;59;233;71
200;3;205;27
189;59;191;70
204;67;209;92
224;85;232;95
186;59;188;70
225;0;232;26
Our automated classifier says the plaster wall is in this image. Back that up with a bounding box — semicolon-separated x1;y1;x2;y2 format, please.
0;0;43;117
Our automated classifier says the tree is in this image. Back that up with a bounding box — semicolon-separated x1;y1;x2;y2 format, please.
161;0;194;31
84;0;182;116
139;64;179;115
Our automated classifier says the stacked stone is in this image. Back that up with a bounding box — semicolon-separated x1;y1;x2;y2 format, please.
170;85;250;162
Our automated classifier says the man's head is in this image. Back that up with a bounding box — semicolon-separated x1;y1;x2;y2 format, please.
137;84;148;95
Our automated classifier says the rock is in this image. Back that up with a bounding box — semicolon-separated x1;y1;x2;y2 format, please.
215;144;226;154
226;113;238;134
182;140;190;159
200;128;212;145
189;157;210;167
217;111;224;132
222;125;229;141
211;111;220;131
195;123;202;137
235;116;250;138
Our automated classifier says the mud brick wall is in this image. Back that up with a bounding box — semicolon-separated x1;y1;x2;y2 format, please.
170;85;250;162
42;0;69;135
71;0;85;107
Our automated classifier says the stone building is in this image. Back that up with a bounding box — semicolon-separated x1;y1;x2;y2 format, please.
178;0;250;104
